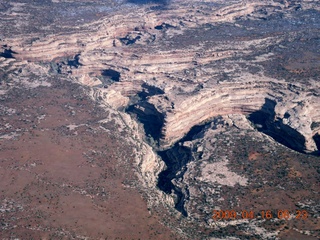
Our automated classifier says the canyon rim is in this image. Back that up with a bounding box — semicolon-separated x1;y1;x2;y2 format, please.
0;0;320;239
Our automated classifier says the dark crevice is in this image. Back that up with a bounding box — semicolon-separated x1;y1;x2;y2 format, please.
313;134;320;156
126;84;165;143
182;119;222;142
156;118;224;216
126;102;164;142
101;69;120;82
248;98;276;130
49;54;82;75
120;35;141;45
67;54;82;68
157;144;192;216
248;98;309;153
138;83;164;101
155;23;175;30
311;122;320;130
284;112;290;119
0;48;17;59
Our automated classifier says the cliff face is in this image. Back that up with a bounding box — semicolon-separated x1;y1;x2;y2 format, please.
2;0;319;154
161;114;320;239
1;0;320;239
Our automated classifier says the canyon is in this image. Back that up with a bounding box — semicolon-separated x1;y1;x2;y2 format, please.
0;0;319;239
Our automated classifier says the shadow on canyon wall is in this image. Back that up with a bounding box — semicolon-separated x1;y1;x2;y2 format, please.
126;84;165;143
67;54;82;68
156;99;319;216
138;83;164;100
0;48;16;59
157;145;191;216
313;133;320;156
130;97;319;217
157;122;211;216
248;98;312;154
126;102;164;142
101;69;121;82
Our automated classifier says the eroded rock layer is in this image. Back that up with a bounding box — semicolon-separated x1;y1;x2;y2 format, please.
1;0;320;239
2;0;320;153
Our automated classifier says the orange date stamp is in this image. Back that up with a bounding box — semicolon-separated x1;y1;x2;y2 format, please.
212;209;308;220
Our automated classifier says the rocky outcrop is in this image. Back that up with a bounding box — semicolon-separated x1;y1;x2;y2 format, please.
1;1;320;238
2;0;319;154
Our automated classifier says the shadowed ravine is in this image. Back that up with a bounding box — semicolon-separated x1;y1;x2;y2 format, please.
155;99;319;216
248;98;310;154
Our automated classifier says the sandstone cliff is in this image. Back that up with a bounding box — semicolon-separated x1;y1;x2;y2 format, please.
1;0;320;238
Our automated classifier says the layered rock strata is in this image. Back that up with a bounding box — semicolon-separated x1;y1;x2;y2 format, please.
2;0;320;154
1;0;320;238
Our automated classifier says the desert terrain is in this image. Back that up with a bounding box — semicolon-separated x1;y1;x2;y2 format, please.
0;0;319;239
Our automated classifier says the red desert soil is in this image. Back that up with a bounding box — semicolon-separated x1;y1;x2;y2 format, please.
0;79;180;239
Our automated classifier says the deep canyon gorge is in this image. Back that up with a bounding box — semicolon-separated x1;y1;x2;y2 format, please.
0;0;319;239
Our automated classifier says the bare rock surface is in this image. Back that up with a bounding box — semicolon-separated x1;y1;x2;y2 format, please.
0;0;320;239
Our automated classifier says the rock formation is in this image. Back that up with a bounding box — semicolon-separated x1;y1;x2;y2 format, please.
1;0;319;239
2;0;319;153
